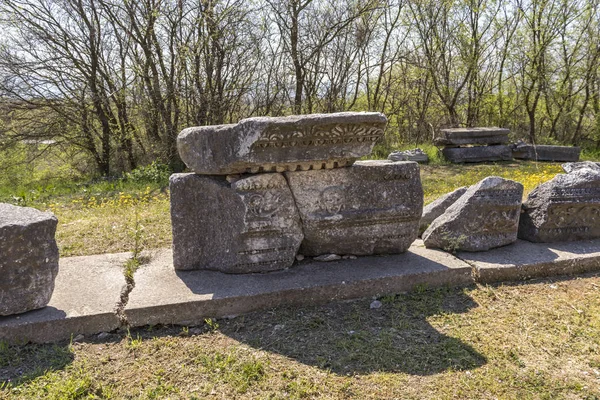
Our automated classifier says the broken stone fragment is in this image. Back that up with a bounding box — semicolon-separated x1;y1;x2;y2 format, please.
422;177;523;252
519;167;600;242
177;112;387;175
285;160;423;256
0;203;59;316
170;173;303;273
419;186;468;235
442;145;512;163
561;161;600;174
434;127;509;146
388;148;429;163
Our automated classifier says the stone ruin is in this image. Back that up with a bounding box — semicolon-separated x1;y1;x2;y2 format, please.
511;140;580;162
519;163;600;242
435;127;512;163
422;177;523;252
0;203;59;316
171;112;424;273
436;129;580;163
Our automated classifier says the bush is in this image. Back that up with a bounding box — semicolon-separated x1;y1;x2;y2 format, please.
124;162;171;185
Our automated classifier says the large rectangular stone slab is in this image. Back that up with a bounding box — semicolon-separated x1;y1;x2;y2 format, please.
0;252;128;344
285;160;423;256
170;173;303;273
457;239;600;283
124;244;473;327
512;144;580;162
442;145;512;163
435;127;509;146
177;112;387;175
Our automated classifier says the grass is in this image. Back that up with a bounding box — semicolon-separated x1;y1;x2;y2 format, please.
2;275;600;399
2;159;563;257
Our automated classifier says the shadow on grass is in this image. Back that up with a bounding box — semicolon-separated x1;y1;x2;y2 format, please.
0;341;74;387
218;286;487;376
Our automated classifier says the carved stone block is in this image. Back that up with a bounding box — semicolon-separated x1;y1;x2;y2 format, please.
519;167;600;242
422;177;523;252
419;186;468;235
0;203;59;316
434;127;509;146
178;112;387;175
442;145;513;163
285;160;423;256
511;144;580;162
170;173;303;273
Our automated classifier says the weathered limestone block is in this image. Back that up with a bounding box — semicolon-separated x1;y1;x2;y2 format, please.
0;203;59;316
434;127;509;146
170;173;303;273
178;112;387;175
519;167;600;242
388;148;429;163
442;145;512;163
419;187;468;235
285;160;423;256
562;161;600;173
423;177;523;252
511;143;580;162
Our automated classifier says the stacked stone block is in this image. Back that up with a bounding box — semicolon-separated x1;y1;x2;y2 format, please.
435;127;512;163
171;112;424;273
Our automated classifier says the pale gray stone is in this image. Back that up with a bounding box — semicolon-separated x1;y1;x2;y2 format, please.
423;177;523;252
370;300;382;309
314;254;342;262
562;161;600;173
178;112;387;175
285;160;423;256
419;187;468;235
388;148;429;163
434;127;509;146
170;173;303;273
442;145;512;163
519;168;600;242
511;143;580;162
0;203;59;316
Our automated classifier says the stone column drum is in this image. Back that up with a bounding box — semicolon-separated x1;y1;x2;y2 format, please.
285;160;423;256
0;203;59;316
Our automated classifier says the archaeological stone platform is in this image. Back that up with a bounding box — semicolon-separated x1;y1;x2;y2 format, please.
3;239;600;344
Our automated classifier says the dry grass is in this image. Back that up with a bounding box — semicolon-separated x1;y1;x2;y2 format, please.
2;273;600;399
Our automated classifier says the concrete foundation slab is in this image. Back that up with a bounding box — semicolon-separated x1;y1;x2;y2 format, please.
0;252;129;344
124;243;472;327
457;239;600;283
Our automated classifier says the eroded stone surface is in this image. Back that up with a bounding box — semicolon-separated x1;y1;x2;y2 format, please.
423;177;523;252
519;167;600;242
0;203;59;316
434;127;509;146
178;112;387;175
170;173;303;272
285;160;423;256
511;143;580;162
419;187;468;235
562;161;600;173
442;145;512;163
388;148;429;163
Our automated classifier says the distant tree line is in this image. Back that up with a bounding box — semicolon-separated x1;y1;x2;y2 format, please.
0;0;599;176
